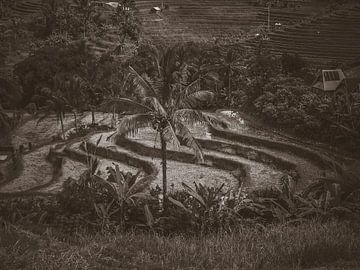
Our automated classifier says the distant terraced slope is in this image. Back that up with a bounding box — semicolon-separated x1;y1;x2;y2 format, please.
255;4;360;63
9;0;358;63
136;0;329;44
137;0;293;43
10;0;43;17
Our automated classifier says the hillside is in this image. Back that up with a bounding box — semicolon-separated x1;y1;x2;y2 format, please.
2;0;359;63
136;0;360;63
136;0;326;43
260;3;360;63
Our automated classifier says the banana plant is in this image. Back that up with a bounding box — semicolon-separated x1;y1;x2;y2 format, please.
92;164;155;228
94;200;119;230
168;182;228;231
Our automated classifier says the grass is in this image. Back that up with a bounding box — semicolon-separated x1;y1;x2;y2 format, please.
1;220;360;269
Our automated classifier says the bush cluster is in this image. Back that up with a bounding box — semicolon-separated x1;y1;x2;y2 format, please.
1;163;359;236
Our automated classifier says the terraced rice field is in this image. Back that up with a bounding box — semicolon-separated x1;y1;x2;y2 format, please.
9;0;43;18
133;0;360;62
136;0;320;43
257;4;360;62
1;110;345;198
5;0;359;62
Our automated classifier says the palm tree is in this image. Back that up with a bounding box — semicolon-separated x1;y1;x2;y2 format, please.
3;17;24;53
219;47;246;104
188;55;220;93
53;74;87;129
103;71;130;127
112;0;141;54
41;0;60;36
34;87;74;139
0;104;11;134
75;0;95;38
0;104;13;145
102;46;224;208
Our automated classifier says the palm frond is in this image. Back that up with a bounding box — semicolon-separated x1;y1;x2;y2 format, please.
128;66;157;98
173;109;228;129
162;121;181;149
144;204;155;227
179;90;215;109
168;197;192;213
173;109;208;126
116;113;153;136
99;97;152;113
192;65;221;81
181;78;200;96
144;97;167;117
181;183;206;207
127;174;155;197
202;112;229;129
175;121;204;163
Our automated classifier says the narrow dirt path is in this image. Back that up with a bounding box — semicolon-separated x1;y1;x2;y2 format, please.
212;111;330;187
0;145;53;193
1;109;343;195
0;113;115;194
127;129;286;189
87;132;239;191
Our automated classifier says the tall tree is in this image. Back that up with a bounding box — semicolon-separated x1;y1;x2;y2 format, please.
219;47;246;103
75;0;95;38
102;45;224;208
41;0;60;36
34;86;76;139
111;0;141;54
3;17;24;53
0;104;11;135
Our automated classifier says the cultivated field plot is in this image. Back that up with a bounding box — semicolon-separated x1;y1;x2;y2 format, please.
262;4;360;62
6;0;358;62
1;111;332;196
137;1;329;40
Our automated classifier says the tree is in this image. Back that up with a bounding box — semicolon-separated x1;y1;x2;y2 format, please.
34;87;75;139
111;0;141;54
0;104;11;135
0;77;23;109
53;73;87;129
3;17;24;53
41;0;60;36
185;43;221;93
102;45;224;209
79;57;108;125
56;1;81;39
281;53;305;75
218;46;246;105
14;40;93;106
75;0;95;38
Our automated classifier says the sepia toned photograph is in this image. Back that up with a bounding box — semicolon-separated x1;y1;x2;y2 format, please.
0;0;359;269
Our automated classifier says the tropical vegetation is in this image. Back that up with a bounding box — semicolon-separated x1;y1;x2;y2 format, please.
1;1;360;269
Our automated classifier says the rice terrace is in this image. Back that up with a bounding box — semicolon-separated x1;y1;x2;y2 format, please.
0;0;360;269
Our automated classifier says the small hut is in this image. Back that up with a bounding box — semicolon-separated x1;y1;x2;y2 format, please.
150;7;161;14
312;69;346;92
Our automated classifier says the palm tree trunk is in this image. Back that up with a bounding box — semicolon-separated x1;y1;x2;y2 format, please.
160;133;167;209
74;112;77;129
83;20;86;38
60;112;65;139
227;67;231;101
91;111;95;125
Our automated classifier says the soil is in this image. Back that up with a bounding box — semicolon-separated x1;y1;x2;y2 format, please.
1;109;341;195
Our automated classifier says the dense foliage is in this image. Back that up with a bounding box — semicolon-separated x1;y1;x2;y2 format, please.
1;160;359;235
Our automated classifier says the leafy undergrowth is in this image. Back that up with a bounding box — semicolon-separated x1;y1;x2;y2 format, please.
0;160;359;269
0;220;359;270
